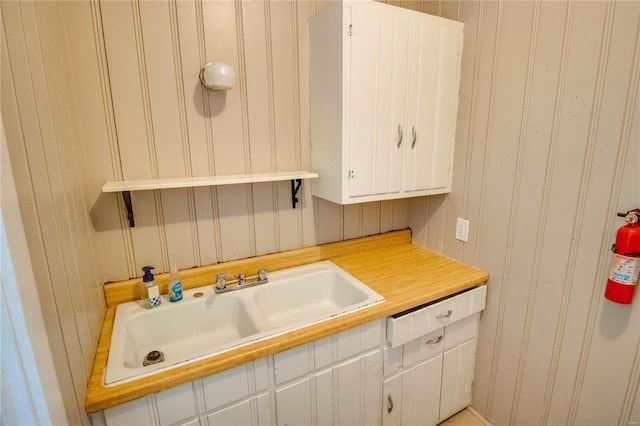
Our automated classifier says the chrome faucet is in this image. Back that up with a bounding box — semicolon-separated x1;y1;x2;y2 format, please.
215;268;268;293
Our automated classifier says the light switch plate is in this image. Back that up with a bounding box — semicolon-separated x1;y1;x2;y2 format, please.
456;218;469;242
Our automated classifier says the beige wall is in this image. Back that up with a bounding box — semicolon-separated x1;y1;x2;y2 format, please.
72;0;411;283
2;0;639;425
1;1;105;424
410;1;640;425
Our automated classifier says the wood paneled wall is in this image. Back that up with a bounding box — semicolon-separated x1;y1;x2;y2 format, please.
3;0;639;425
73;0;412;283
1;1;105;424
410;1;640;425
2;0;410;423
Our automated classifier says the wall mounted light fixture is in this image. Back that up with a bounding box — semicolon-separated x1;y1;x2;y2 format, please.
199;62;236;90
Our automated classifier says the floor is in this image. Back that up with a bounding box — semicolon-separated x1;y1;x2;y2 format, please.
438;408;489;426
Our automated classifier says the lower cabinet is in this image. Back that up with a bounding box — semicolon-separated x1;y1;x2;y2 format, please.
100;320;383;426
382;314;480;426
98;286;486;426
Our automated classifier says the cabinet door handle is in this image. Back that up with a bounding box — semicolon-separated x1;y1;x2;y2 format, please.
425;335;443;344
387;394;394;414
396;124;403;148
436;309;453;319
411;126;417;148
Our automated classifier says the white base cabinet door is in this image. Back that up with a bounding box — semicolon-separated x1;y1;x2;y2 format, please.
208;393;271;426
275;350;383;426
439;339;477;422
401;355;442;426
382;373;402;426
276;378;312;426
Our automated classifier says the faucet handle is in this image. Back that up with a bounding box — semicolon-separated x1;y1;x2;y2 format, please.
238;273;246;285
257;268;268;282
216;273;226;290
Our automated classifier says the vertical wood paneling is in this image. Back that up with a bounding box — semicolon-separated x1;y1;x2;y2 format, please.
175;0;220;267
361;202;381;237
441;0;481;261
270;0;301;252
298;0;317;248
87;0;415;278
2;1;108;423
68;0;133;281
100;1;165;273
569;2;640;423
5;0;95;415
501;2;570;423
9;2;638;424
202;0;253;260
139;1;197;270
241;1;277;256
411;1;640;426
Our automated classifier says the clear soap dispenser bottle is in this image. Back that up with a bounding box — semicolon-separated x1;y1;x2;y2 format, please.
140;266;161;308
168;267;183;302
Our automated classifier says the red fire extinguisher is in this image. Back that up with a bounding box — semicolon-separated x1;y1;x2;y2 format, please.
605;209;640;304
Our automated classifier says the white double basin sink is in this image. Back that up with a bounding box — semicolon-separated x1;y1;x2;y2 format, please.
105;261;384;385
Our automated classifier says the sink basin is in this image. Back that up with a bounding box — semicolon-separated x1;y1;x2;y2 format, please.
116;295;261;370
104;261;384;385
253;264;381;328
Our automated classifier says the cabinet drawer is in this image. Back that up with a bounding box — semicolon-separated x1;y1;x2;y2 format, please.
453;285;486;322
387;298;452;348
387;285;487;348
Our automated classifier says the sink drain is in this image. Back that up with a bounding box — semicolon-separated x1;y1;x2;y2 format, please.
143;350;165;366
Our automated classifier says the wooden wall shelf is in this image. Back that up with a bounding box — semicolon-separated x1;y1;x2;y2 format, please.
102;171;318;227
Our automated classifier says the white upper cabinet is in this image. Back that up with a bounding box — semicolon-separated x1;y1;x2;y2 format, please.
310;0;463;204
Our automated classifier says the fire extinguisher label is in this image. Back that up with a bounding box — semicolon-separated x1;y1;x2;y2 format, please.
609;254;640;285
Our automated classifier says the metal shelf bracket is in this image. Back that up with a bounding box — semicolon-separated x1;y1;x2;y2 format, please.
122;191;135;227
291;179;303;209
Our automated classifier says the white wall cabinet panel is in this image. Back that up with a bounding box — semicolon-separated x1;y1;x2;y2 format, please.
310;0;463;205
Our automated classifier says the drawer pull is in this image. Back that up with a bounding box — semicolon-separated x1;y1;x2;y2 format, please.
387;394;394;414
436;310;453;319
425;335;443;345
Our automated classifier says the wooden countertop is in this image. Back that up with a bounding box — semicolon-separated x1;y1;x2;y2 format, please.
85;230;489;413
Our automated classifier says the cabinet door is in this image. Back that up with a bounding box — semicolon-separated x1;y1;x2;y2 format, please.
382;373;402;426
404;16;463;192
348;3;408;198
206;393;271;426
206;398;253;426
439;339;477;422
276;378;312;426
401;355;443;426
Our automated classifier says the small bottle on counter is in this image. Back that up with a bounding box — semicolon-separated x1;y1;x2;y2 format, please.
168;267;183;302
140;266;161;309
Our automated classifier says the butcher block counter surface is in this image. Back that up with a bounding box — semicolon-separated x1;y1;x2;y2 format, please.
85;230;489;413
